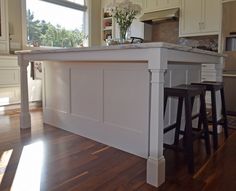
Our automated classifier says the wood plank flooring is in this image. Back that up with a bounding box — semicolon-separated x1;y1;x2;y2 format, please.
0;109;235;191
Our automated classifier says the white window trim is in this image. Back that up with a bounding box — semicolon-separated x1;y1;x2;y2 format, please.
41;0;87;11
21;0;88;50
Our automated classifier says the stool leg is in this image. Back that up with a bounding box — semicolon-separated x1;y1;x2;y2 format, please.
164;94;168;115
200;93;211;155
174;97;183;145
197;111;202;130
220;88;229;139
183;97;195;147
184;96;194;173
211;90;218;150
197;95;204;131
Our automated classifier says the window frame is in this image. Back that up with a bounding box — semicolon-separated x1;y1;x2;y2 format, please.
21;0;88;49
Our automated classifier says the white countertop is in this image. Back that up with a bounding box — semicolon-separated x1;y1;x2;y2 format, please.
15;42;223;57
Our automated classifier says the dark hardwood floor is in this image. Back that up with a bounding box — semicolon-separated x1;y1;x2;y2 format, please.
0;108;235;191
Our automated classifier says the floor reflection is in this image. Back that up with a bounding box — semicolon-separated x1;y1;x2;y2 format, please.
0;150;13;184
11;141;44;191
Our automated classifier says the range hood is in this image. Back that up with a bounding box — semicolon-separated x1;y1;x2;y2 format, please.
139;8;179;23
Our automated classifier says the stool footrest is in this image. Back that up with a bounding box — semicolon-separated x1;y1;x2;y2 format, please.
164;123;178;133
192;113;200;120
179;129;205;139
207;117;226;125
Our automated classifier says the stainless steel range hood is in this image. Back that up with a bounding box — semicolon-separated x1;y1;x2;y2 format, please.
139;8;179;23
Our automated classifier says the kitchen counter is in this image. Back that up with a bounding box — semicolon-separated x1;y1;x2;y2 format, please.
16;42;223;57
16;42;224;188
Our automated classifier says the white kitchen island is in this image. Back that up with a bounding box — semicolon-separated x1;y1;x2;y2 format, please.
16;42;224;187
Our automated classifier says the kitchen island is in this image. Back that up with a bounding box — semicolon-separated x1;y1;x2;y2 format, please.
16;42;224;187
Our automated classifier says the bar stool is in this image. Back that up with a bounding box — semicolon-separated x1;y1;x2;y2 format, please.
164;84;210;173
192;81;228;150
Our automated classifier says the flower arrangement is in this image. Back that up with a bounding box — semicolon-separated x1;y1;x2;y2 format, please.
108;0;142;42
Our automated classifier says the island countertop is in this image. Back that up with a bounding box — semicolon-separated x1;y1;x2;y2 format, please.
15;42;223;57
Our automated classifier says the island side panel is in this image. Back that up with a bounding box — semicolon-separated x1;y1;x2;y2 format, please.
43;61;150;158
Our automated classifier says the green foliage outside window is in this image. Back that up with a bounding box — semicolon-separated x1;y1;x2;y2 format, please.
27;10;86;47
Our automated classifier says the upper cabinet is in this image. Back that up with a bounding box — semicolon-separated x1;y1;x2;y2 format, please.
143;0;180;13
179;0;221;37
0;0;9;54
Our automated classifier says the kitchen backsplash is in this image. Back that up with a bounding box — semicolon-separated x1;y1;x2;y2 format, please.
151;20;218;51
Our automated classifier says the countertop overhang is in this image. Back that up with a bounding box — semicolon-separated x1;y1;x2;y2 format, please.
15;42;224;57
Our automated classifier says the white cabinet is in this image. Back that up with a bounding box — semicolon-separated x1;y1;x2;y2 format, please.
0;55;19;105
0;55;42;105
0;56;19;87
179;0;221;37
143;0;180;13
0;0;9;54
203;0;221;34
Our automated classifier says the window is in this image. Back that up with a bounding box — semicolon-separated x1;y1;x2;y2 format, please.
24;0;87;48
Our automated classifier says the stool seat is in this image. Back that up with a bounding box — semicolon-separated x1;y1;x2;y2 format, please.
192;81;223;91
191;81;228;150
165;84;205;97
164;84;210;173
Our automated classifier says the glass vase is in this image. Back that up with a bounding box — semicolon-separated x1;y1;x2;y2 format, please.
119;25;130;44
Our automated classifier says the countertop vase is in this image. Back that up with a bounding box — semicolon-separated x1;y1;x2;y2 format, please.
119;25;130;43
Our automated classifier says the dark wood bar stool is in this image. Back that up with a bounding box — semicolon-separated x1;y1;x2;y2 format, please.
164;84;211;173
192;81;228;150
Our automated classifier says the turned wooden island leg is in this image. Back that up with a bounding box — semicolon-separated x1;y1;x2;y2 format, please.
18;55;31;129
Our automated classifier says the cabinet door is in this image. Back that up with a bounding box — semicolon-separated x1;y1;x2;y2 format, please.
0;0;9;53
144;0;158;12
144;0;179;12
180;0;202;36
202;0;220;33
167;0;180;8
132;0;144;6
180;0;220;37
158;0;180;10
